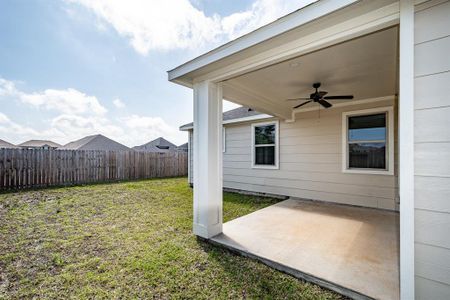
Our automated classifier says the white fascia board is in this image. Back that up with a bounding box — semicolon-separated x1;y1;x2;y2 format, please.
167;0;359;84
179;114;273;131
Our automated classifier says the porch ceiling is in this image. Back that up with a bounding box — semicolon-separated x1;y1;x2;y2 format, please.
223;26;399;119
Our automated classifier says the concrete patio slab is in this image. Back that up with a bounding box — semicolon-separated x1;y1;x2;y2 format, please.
211;199;399;300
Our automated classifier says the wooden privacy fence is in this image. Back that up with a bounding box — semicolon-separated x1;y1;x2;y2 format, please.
0;149;188;190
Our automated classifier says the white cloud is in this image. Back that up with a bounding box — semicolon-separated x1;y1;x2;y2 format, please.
0;78;17;96
0;78;107;116
122;114;177;145
50;114;124;140
21;88;107;115
113;98;125;108
69;0;316;54
0;78;182;146
0;112;63;140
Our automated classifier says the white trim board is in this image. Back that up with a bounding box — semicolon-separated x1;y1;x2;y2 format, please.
399;0;415;299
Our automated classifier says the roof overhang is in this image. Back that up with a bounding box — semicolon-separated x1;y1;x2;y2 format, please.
168;0;399;87
170;0;401;121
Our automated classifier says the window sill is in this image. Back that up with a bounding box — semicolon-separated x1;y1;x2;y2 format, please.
252;164;279;170
342;168;394;176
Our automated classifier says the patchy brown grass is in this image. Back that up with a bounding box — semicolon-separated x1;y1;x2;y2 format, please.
0;177;344;299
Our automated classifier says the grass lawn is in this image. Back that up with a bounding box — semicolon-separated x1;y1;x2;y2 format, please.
0;177;344;299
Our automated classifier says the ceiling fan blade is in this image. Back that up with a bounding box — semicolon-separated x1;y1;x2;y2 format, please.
319;91;328;97
293;100;312;109
286;98;310;101
318;99;332;108
323;95;354;100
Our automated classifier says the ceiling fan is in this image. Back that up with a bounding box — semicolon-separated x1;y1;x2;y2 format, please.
287;82;354;109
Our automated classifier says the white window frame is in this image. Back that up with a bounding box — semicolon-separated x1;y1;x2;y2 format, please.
342;106;394;175
251;120;279;169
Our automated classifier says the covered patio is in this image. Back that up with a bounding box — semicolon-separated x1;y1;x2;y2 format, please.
212;199;399;299
169;0;415;299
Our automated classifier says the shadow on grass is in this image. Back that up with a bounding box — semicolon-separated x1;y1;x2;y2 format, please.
222;192;283;223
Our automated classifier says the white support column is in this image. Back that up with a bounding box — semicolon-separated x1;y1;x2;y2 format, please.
192;80;223;238
399;0;415;299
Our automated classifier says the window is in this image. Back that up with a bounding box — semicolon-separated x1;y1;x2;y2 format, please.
252;121;279;169
342;107;394;175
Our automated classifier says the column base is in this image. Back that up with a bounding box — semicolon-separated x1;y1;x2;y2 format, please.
193;222;222;239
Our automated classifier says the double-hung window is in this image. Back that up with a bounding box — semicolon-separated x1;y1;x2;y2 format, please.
342;107;394;175
252;121;279;169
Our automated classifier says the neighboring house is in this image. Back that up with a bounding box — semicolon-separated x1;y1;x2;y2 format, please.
133;137;178;153
61;134;130;151
18;140;61;150
0;139;19;149
170;1;450;299
176;143;188;153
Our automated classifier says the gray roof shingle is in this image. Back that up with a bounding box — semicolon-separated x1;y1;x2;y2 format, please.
133;137;179;153
18;140;61;148
61;134;130;151
0;139;19;149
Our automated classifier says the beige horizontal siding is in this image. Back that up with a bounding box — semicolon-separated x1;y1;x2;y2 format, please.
415;107;450;143
415;243;450;286
414;1;450;298
415;176;450;213
415;277;450;300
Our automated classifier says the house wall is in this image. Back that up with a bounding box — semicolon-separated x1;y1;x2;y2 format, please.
188;98;398;210
414;0;450;298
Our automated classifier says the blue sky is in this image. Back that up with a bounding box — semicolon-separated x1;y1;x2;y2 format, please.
0;0;314;147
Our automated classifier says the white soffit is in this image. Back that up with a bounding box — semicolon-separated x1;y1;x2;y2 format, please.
223;26;399;114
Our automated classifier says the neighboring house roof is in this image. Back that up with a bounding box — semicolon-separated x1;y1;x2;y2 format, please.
177;143;188;152
61;134;130;151
0;139;19;149
18;140;61;148
179;106;272;131
133;137;178;152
